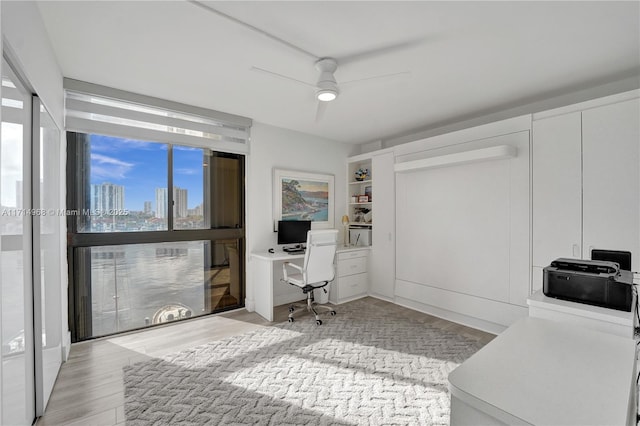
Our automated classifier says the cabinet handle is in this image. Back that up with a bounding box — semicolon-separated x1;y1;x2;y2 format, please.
572;244;580;257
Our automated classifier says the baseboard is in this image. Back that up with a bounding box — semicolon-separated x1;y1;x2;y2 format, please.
395;296;507;335
395;279;528;332
368;293;395;303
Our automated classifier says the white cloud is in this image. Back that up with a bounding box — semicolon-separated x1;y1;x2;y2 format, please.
175;167;200;176
91;153;134;180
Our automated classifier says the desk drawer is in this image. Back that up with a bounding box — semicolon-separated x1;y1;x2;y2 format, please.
337;256;367;277
337;249;368;261
338;273;367;300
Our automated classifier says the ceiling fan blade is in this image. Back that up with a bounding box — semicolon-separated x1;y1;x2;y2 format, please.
315;101;328;122
336;38;426;67
341;71;411;85
250;66;316;88
189;0;317;60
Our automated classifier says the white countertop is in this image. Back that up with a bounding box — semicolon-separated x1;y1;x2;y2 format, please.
528;289;635;326
448;316;636;425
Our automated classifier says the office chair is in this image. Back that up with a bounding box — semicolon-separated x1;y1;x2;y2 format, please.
282;229;338;325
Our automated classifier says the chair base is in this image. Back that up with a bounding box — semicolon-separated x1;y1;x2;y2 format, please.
288;289;336;325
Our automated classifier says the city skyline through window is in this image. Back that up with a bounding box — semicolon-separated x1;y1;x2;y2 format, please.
81;135;207;232
68;131;245;341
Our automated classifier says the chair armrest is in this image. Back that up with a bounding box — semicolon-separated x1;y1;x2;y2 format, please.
282;261;303;281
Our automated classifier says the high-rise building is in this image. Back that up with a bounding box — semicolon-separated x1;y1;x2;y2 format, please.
155;188;167;219
155;187;188;218
187;203;203;217
90;182;125;213
144;201;152;215
173;187;188;218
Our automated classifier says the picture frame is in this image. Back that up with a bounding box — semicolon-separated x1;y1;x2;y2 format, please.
273;168;335;231
358;195;369;203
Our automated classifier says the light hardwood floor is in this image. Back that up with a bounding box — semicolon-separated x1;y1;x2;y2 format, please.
36;297;495;426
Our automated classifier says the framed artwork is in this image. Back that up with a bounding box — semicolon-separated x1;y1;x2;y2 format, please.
273;168;334;230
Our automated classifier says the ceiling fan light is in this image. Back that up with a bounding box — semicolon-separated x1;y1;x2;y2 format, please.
317;89;337;102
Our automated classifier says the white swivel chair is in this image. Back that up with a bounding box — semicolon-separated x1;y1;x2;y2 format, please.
282;229;338;325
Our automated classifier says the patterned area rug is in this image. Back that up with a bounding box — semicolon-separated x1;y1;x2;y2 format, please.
123;299;482;425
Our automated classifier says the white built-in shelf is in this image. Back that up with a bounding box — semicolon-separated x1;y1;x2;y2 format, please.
350;179;372;185
350;223;372;227
349;202;372;205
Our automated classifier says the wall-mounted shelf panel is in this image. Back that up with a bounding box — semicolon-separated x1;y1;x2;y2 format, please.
394;145;517;173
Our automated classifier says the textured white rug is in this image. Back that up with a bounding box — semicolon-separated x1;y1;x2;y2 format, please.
123;299;482;425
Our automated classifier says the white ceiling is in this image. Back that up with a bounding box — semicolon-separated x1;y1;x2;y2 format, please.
37;1;640;145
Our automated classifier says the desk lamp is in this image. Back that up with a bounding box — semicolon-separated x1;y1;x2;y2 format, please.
341;215;350;246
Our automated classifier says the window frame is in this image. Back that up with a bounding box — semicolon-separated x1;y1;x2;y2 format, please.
66;131;246;342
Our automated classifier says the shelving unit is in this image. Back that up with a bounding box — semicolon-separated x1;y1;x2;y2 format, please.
347;158;373;241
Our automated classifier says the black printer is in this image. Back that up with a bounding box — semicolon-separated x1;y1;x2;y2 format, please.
543;258;634;312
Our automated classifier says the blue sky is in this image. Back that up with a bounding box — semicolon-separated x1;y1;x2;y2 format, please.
90;135;203;211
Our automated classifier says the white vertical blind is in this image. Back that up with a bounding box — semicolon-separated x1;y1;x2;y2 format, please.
64;78;252;153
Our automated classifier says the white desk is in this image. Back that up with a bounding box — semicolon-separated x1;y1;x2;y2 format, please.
251;246;367;321
448;317;637;425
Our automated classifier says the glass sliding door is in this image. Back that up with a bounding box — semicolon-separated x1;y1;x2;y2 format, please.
33;99;62;414
1;58;35;425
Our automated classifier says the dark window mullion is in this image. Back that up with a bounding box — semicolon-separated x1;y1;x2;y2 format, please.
167;145;174;231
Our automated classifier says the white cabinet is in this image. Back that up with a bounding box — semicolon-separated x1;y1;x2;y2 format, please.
369;151;395;300
532;111;582;269
582;99;640;269
329;248;369;303
532;95;640;289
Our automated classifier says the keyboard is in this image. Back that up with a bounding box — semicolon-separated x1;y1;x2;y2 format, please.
287;250;305;255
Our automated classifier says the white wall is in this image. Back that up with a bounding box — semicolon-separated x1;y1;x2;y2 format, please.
2;1;64;129
245;122;351;307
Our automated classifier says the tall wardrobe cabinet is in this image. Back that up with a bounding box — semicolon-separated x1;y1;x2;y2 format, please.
532;93;640;291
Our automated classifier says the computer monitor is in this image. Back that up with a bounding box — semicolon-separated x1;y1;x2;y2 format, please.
277;220;311;246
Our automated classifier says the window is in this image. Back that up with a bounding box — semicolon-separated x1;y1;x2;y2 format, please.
68;133;245;340
65;80;250;341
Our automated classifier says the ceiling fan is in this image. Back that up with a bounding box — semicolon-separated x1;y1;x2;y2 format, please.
250;58;410;121
188;0;414;121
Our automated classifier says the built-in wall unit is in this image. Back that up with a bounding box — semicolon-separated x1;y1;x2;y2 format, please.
346;151;395;301
531;91;640;292
341;89;639;336
249;89;640;335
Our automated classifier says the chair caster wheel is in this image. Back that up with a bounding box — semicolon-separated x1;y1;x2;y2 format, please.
316;319;322;325
288;317;295;322
288;307;294;313
330;311;336;316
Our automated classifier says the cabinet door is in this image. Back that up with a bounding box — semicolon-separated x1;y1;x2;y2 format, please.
532;112;582;267
582;98;640;270
370;151;395;299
